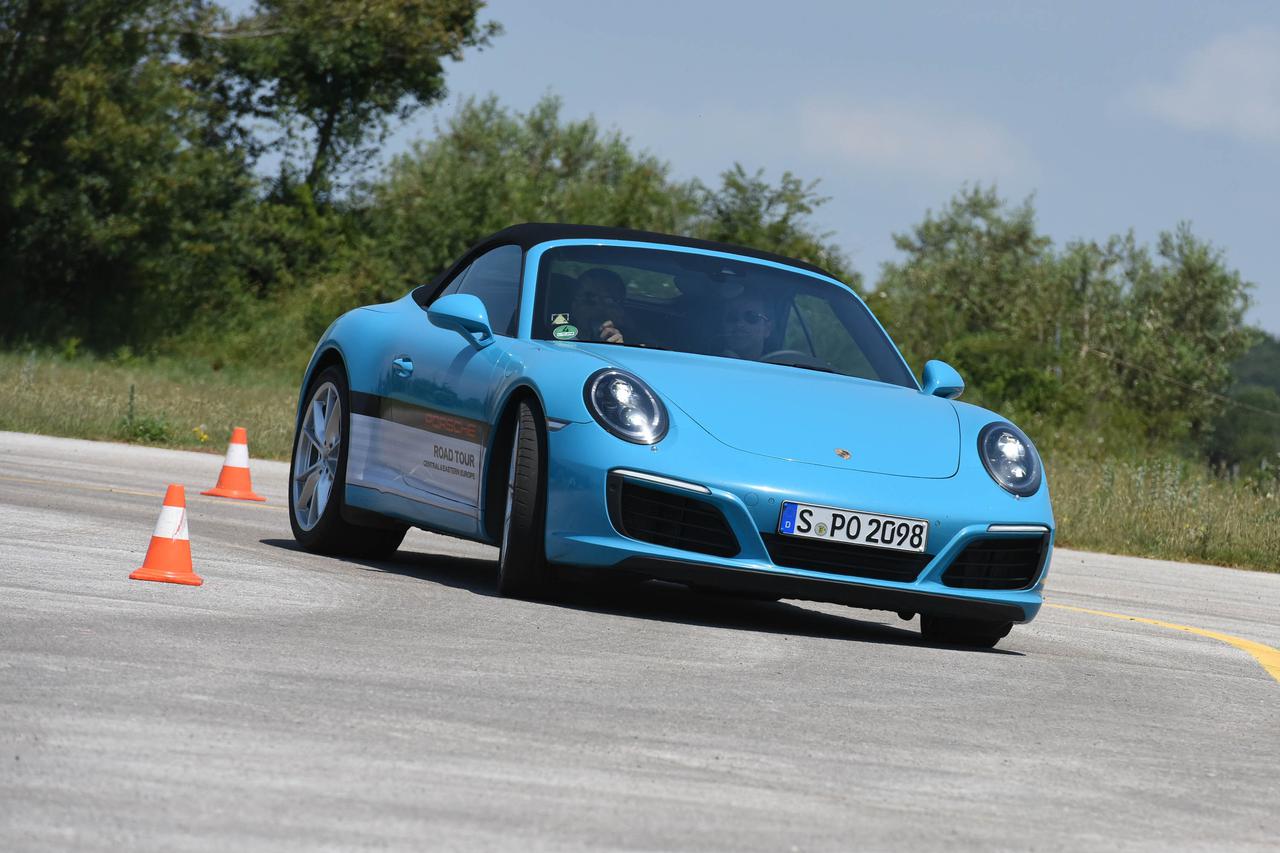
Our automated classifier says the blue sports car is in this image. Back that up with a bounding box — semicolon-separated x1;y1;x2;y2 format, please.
289;224;1054;647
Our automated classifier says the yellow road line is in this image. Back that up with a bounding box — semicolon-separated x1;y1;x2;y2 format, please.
0;473;282;510
1047;602;1280;685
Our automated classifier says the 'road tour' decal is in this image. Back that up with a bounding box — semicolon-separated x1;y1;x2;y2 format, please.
347;392;488;509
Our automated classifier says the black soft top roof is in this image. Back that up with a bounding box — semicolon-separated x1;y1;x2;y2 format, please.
423;222;837;292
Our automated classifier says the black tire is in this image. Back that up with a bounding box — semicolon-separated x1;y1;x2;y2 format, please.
496;400;556;598
289;365;407;559
919;613;1013;648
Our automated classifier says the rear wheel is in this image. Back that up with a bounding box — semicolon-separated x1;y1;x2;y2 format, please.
920;613;1013;648
289;366;407;558
496;400;556;599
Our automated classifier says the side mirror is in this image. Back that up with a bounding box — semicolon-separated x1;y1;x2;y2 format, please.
427;293;494;349
921;359;964;399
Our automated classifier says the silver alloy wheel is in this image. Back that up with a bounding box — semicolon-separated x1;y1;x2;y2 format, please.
292;381;342;531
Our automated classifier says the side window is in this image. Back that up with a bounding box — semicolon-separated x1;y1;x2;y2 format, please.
451;244;522;336
789;295;878;379
437;263;472;299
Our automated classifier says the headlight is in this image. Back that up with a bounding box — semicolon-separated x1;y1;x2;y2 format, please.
584;368;668;444
978;422;1042;497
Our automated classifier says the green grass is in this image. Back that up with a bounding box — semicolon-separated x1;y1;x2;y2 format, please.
0;350;297;459
2;349;1277;572
1048;455;1279;572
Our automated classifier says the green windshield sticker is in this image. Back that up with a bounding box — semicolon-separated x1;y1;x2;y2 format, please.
552;324;578;340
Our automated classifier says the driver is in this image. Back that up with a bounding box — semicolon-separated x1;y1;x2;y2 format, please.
718;292;774;360
571;268;627;344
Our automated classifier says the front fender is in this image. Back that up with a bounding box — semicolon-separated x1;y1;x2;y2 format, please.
296;303;404;423
951;399;1055;522
486;339;622;424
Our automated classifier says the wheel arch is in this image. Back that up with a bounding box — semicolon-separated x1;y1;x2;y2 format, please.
297;346;348;422
294;347;401;532
482;382;549;543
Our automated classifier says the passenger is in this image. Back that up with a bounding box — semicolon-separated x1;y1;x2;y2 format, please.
718;292;774;360
571;268;628;344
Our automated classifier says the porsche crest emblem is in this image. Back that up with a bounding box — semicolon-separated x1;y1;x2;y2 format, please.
835;448;851;460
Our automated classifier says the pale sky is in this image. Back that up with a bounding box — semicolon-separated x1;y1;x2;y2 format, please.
245;0;1280;333
404;1;1280;333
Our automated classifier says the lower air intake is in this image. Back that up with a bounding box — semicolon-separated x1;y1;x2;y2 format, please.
607;477;740;558
942;535;1048;590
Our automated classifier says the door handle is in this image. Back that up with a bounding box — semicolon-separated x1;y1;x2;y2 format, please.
391;356;414;378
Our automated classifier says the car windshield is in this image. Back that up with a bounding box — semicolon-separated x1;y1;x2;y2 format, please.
531;244;917;389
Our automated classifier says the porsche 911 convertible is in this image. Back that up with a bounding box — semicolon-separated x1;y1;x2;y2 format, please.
289;224;1054;647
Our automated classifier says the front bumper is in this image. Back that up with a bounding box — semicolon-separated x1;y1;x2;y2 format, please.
543;420;1054;623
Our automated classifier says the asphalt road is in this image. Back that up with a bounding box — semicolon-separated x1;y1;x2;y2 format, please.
1;431;1277;851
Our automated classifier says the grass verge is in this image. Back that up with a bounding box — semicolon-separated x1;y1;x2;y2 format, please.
2;350;1276;572
1048;455;1279;572
0;350;297;459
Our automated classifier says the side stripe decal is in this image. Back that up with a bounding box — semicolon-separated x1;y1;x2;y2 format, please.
349;391;491;444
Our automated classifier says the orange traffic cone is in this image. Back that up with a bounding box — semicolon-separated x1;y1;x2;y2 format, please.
130;484;203;586
201;426;266;501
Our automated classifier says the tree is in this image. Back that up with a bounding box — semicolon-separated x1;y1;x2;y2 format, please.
694;164;855;287
0;0;252;347
366;96;856;293
220;0;500;194
1208;386;1280;472
874;187;1255;450
1105;225;1254;441
1203;332;1280;472
367;95;702;286
1230;331;1280;396
874;186;1058;409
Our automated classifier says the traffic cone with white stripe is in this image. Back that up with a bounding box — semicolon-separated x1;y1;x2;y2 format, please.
130;484;203;586
201;426;266;502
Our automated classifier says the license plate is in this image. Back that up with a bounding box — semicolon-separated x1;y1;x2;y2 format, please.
777;501;928;553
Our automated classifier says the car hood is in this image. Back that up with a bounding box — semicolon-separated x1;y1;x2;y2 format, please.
602;348;961;479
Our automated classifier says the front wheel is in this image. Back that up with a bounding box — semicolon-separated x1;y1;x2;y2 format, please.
289;366;407;558
496;401;556;599
920;614;1013;648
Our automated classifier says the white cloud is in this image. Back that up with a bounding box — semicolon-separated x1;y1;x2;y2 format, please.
605;99;1038;189
796;99;1039;185
1137;28;1280;144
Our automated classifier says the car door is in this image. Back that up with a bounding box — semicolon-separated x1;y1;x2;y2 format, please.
381;244;522;524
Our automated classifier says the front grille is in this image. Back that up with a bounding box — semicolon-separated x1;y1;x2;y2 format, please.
942;536;1048;590
762;534;932;583
607;477;739;557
